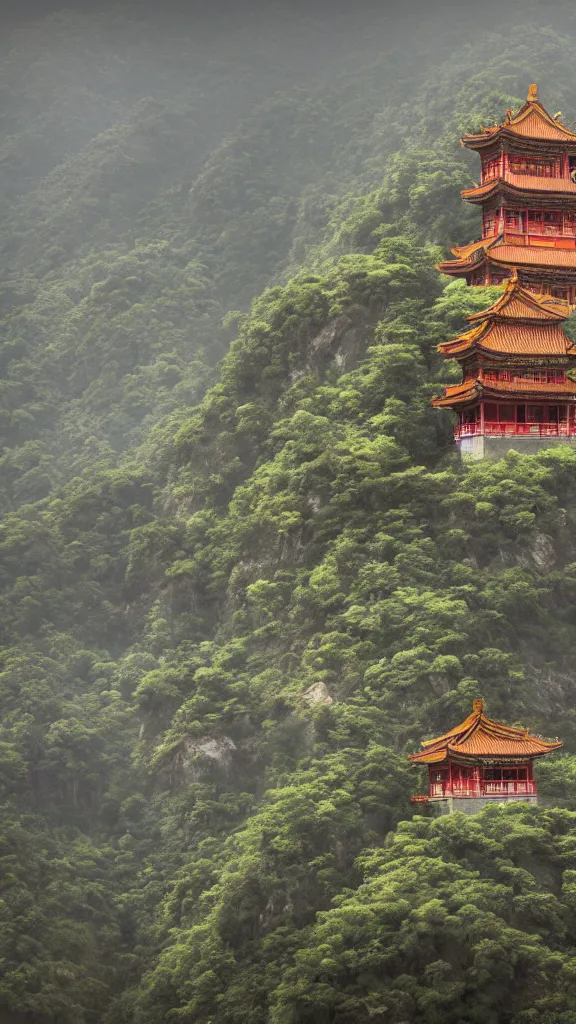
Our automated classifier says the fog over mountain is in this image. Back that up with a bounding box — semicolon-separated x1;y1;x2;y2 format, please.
3;3;576;1023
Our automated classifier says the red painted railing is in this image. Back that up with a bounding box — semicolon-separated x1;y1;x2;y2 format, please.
455;422;574;439
429;781;537;798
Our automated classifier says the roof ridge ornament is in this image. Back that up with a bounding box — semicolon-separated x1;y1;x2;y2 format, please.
528;83;539;102
473;698;484;713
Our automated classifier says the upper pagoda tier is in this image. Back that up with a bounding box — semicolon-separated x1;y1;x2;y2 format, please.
433;87;576;455
410;699;563;766
462;84;576;152
439;86;576;298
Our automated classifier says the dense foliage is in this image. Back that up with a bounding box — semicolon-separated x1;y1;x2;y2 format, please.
5;4;576;1022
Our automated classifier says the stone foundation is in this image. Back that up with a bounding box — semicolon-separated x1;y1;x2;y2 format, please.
458;434;576;460
430;794;538;816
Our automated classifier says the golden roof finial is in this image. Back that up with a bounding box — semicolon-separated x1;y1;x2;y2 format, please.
473;698;484;713
527;83;539;102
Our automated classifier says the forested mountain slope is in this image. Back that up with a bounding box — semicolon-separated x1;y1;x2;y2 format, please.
5;5;576;1023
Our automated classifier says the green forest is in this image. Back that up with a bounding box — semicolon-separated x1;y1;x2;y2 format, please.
6;2;576;1021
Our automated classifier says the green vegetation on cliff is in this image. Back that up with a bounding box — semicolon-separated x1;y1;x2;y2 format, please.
4;4;576;1023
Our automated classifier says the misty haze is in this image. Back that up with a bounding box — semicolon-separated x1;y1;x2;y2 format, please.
3;1;576;1022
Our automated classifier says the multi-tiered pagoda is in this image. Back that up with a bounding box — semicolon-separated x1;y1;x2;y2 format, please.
411;699;562;815
434;85;576;457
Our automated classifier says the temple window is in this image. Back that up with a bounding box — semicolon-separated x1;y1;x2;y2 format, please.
482;369;565;384
483;211;496;234
527;210;563;235
505;209;524;231
509;155;558;177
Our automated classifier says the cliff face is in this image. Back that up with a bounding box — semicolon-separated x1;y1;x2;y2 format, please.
4;6;576;1024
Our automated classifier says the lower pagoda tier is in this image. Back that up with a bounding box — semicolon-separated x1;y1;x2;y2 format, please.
433;275;576;458
410;699;562;816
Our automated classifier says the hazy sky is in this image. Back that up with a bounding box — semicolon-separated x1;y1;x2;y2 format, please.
0;0;554;29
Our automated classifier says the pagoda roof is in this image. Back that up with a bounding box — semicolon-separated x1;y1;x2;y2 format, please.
466;275;572;322
462;174;576;204
439;321;573;358
462;85;576;150
451;237;497;261
491;244;576;270
410;699;563;763
438;237;576;276
432;375;576;408
438;277;576;357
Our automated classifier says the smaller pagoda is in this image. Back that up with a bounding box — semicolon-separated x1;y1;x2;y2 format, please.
410;699;562;815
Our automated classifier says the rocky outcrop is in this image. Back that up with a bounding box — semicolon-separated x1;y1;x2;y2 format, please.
302;681;334;706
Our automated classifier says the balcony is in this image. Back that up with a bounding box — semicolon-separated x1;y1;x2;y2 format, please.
429;781;537;798
455;422;573;439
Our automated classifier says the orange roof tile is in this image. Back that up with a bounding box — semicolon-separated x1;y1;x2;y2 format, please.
441;322;574;357
462;85;576;148
437;236;500;274
451;237;497;260
505;107;576;141
438;278;576;357
432;376;576;407
466;276;573;323
410;699;563;764
462;174;576;203
440;237;576;274
432;380;479;406
490;244;576;269
479;296;569;320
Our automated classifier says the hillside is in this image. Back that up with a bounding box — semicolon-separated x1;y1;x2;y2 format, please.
4;5;576;1024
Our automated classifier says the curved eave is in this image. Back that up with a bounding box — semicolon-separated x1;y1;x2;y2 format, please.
490;246;576;272
440;339;576;359
439;241;576;275
437;237;501;276
462;179;576;205
466;294;573;324
410;740;563;764
432;383;480;408
433;379;576;408
461;90;576;149
410;700;564;763
439;321;576;359
452;235;499;260
436;255;487;276
461;130;576;151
